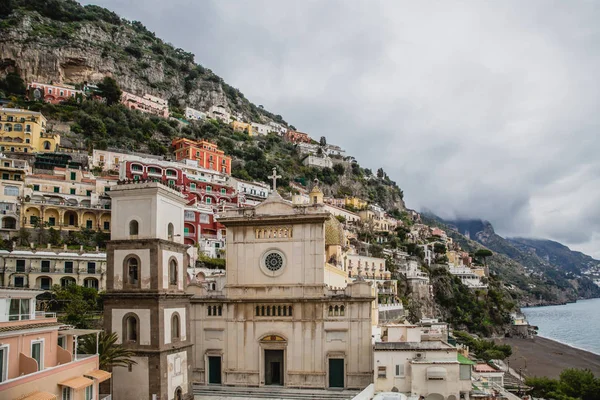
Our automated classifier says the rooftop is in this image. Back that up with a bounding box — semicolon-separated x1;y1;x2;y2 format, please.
374;341;456;351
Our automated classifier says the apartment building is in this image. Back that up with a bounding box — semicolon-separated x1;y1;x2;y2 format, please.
0;287;110;400
171;138;232;175
0;249;107;290
120;91;169;118
0;108;60;154
27;82;84;105
0;156;28;233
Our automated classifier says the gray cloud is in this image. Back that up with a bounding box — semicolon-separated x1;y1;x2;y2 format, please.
84;0;600;257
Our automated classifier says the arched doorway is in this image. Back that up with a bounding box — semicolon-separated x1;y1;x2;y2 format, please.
2;216;16;229
174;387;182;400
260;335;287;386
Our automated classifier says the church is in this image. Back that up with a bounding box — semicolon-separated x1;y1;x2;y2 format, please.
103;171;375;400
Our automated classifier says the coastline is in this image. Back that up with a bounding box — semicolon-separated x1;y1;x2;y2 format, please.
499;336;600;379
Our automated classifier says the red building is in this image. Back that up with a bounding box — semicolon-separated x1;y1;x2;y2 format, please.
284;130;312;144
171;138;232;175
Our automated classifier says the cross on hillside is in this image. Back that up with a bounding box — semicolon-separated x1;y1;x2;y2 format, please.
269;167;282;191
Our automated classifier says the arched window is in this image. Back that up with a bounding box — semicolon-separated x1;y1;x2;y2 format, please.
125;315;138;343
340;305;345;316
14;123;23;132
168;223;174;240
171;314;180;340
328;306;333;316
169;259;177;285
129;220;139;236
127;257;139;286
43;141;51;150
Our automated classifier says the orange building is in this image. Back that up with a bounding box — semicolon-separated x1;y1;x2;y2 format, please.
171;138;232;175
284;130;312;144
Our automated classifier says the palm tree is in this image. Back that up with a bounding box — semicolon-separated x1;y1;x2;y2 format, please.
79;331;137;370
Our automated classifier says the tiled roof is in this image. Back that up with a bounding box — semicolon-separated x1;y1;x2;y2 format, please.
0;321;62;333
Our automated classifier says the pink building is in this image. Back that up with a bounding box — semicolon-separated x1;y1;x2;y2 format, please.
0;287;111;400
27;82;84;105
120;91;169;118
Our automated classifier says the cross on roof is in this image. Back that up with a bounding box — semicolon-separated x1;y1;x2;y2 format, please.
269;167;282;191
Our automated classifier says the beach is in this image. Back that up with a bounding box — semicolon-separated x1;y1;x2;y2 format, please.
499;336;600;379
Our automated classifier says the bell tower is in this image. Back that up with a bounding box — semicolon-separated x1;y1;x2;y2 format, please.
103;181;194;400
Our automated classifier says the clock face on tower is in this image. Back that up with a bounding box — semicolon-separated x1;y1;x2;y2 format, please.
260;249;287;277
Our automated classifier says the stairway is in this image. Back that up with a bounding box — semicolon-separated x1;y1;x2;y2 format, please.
193;384;360;400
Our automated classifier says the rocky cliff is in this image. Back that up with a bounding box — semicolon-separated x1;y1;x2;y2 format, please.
0;0;286;125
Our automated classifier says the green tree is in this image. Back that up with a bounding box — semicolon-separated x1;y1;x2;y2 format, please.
319;136;327;146
79;332;137;370
377;168;384;178
333;163;345;175
52;285;101;329
97;76;122;105
525;376;559;398
0;72;26;96
474;249;493;266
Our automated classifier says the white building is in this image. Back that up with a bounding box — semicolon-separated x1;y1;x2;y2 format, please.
208;105;231;123
185;107;206;121
0;155;28;233
323;204;360;225
296;142;320;155
448;267;488;289
302;155;333;168
91;149;163;172
268;121;287;135
374;324;472;399
324;144;346;157
251;122;270;136
227;177;270;206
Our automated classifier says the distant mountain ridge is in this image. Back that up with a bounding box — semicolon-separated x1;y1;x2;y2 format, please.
424;215;600;304
507;237;600;276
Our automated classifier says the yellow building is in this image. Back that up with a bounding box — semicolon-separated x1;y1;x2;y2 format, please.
22;167;117;232
0;108;60;153
345;196;368;210
231;120;253;135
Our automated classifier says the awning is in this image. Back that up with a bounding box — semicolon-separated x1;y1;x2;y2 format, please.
85;369;112;382
18;391;58;400
58;376;94;390
427;366;447;379
458;353;476;365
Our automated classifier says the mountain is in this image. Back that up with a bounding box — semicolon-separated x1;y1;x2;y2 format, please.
0;0;286;126
439;218;600;303
507;237;600;276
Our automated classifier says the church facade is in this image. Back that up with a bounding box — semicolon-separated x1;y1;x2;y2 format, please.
188;190;374;389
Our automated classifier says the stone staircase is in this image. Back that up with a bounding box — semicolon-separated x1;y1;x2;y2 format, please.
193;385;360;400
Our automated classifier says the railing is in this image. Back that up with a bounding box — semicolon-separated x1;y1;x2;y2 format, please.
35;311;56;318
378;303;403;311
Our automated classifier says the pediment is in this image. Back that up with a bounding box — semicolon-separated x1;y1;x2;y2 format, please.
254;193;295;216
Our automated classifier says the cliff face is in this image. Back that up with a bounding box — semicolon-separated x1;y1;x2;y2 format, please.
0;3;282;125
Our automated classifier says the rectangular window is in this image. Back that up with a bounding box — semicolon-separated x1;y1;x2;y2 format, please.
53;186;60;193
41;260;50;273
57;336;66;349
190;183;196;190
206;186;212;192
16;259;25;272
395;364;404;377
87;262;96;274
33;184;39;191
62;387;72;400
0;345;7;382
14;277;24;288
84;385;92;400
105;187;110;192
31;341;43;371
64;261;73;273
86;220;92;229
70;172;76;180
220;188;226;194
2;173;8;180
86;190;92;196
377;366;386;378
70;188;76;195
103;221;110;230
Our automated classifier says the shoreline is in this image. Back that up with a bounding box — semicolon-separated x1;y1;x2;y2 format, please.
498;336;600;379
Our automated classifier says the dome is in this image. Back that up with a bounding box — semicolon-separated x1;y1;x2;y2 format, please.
325;215;345;246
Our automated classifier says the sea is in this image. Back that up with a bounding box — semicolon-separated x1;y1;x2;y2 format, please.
522;297;600;355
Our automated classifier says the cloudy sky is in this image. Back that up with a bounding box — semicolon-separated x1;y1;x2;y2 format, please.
85;0;600;257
